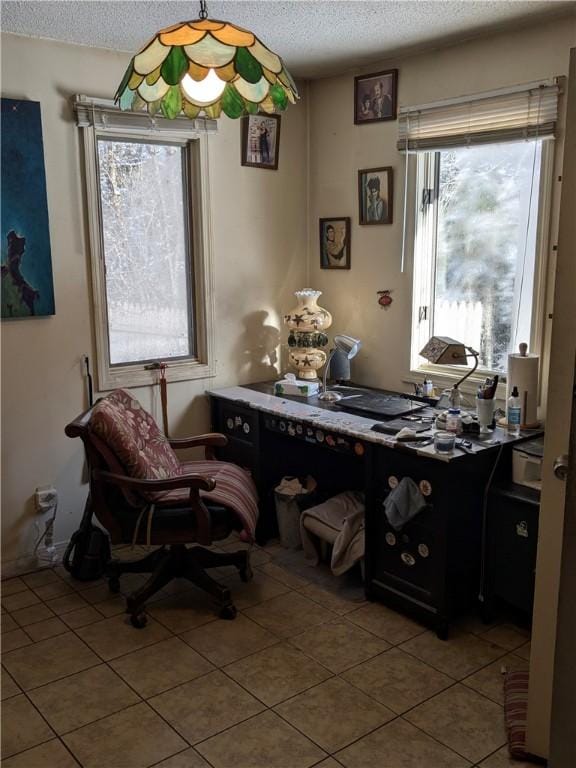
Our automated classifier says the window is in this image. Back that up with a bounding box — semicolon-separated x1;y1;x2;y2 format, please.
76;97;217;389
98;138;194;366
401;81;559;381
411;139;549;375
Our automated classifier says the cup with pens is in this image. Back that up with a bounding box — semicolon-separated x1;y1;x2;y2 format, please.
477;376;498;434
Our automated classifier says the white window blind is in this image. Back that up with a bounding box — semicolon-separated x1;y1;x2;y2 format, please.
74;95;218;136
398;81;559;151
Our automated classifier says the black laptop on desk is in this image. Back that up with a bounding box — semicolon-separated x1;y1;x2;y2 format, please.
334;391;426;419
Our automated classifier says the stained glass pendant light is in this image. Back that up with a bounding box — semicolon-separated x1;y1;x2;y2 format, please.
115;0;298;120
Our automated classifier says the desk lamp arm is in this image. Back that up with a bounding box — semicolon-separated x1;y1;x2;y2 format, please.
453;347;480;391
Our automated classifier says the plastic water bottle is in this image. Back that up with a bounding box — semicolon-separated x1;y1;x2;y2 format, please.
507;385;521;436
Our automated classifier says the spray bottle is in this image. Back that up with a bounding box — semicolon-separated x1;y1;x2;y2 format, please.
507;385;521;436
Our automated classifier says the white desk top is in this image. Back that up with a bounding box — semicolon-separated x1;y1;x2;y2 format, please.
208;385;504;462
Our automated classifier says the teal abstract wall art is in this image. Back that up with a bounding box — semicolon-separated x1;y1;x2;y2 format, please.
1;98;55;318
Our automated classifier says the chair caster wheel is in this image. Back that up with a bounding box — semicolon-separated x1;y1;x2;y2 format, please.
130;613;148;629
108;577;121;594
219;604;237;620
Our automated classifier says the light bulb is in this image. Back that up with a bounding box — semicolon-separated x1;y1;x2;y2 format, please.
181;70;226;105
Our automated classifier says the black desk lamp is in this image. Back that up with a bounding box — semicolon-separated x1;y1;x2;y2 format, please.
420;336;479;407
319;334;362;402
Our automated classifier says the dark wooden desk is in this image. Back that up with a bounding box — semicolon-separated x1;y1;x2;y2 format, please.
209;383;538;638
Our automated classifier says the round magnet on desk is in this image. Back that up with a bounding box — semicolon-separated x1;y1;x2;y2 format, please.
280;421;286;431
288;423;296;436
296;424;303;435
419;480;432;497
243;422;250;434
226;417;234;430
354;442;365;456
316;430;325;443
418;543;430;558
385;532;396;546
388;475;399;489
401;552;416;567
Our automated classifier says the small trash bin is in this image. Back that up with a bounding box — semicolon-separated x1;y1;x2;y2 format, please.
274;476;317;549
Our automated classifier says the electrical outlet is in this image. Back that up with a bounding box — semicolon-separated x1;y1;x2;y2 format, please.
35;486;58;513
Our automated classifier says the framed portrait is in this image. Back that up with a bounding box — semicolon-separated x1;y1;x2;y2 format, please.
319;217;351;270
354;69;398;124
358;166;393;225
241;114;281;170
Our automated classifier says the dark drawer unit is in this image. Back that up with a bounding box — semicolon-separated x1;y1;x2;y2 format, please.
209;398;266;529
366;446;498;638
210;400;259;470
485;483;540;618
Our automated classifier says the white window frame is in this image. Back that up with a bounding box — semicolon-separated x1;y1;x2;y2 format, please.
409;139;554;391
76;96;217;390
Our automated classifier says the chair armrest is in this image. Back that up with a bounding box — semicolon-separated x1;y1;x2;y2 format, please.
169;433;228;460
95;470;216;493
95;470;215;544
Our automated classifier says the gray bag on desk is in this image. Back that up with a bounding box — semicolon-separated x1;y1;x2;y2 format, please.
383;477;427;531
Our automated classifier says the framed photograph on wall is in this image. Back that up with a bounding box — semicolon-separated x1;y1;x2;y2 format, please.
358;166;393;225
241;114;281;170
319;217;351;270
354;69;398;124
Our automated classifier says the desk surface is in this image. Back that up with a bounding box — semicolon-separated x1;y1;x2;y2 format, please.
208;383;538;463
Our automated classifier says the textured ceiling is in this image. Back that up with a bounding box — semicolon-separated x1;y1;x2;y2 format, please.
2;1;574;77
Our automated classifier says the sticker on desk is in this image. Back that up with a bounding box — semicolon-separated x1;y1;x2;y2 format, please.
401;552;416;567
516;521;529;538
226;417;234;430
388;475;399;489
418;543;430;558
419;480;432;497
385;532;396;546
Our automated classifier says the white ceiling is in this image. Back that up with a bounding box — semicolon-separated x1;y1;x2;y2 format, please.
2;0;574;77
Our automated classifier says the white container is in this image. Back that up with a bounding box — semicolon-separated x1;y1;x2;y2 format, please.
274;373;319;398
512;449;543;489
476;398;494;434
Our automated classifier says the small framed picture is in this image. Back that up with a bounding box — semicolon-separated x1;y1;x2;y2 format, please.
319;217;351;270
354;69;398;124
241;114;281;169
358;167;393;225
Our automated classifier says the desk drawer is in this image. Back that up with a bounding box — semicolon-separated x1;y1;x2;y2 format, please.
374;514;437;596
219;404;259;447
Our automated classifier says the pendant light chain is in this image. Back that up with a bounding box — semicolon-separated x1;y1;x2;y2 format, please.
199;0;208;20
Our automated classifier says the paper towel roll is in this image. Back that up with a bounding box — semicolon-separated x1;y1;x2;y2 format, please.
507;352;539;426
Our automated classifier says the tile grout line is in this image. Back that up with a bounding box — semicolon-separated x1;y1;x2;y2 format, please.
3;560;517;767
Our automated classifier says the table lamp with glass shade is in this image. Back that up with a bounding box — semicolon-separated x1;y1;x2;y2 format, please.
419;336;479;407
319;335;362;402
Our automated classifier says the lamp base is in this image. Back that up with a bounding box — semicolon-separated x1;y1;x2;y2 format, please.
318;390;343;402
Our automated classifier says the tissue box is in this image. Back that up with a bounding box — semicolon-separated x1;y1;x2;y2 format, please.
274;375;319;398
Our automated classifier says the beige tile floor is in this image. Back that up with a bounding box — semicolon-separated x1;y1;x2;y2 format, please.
1;538;532;768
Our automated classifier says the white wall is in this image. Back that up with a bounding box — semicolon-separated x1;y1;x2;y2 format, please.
0;33;308;571
308;16;575;396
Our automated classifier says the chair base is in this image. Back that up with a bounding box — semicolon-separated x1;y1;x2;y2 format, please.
106;544;252;628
